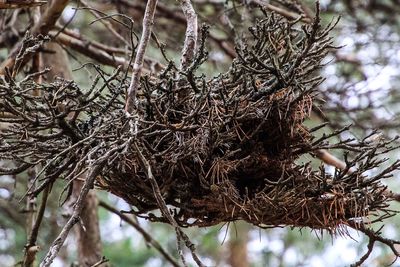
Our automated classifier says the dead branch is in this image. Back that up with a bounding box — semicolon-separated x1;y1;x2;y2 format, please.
78;0;130;48
348;222;400;266
23;186;50;267
1;2;399;266
40;163;103;267
51;31;130;68
99;200;181;267
89;257;109;267
125;0;158;114
114;0;236;58
0;0;69;75
133;142;205;267
50;30;164;74
179;0;198;71
315;149;347;171
249;0;311;23
23;245;40;267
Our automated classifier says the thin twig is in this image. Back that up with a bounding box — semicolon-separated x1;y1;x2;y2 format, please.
133;142;205;267
40;164;103;267
99;200;181;267
0;0;69;75
89;256;109;267
79;0;130;48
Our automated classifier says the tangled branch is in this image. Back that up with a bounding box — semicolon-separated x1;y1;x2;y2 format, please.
0;2;399;266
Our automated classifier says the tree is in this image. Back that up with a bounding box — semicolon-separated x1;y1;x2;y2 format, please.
1;0;400;266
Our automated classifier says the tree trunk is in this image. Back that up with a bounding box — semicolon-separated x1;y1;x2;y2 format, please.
228;223;249;267
72;181;105;267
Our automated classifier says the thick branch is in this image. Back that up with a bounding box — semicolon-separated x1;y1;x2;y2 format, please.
125;0;158;114
315;149;347;171
179;0;198;71
23;186;50;267
52;32;129;68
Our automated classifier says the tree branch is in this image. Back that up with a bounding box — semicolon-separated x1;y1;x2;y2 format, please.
40;164;102;267
250;0;311;23
133;142;205;267
114;0;235;58
99;200;181;267
49;30;164;73
0;0;69;75
348;222;400;266
315;149;347;171
125;0;158;114
23;185;50;267
179;0;198;71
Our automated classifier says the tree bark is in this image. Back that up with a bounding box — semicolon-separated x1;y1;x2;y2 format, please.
72;181;105;267
228;223;249;267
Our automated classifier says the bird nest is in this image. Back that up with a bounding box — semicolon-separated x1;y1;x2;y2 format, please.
1;13;398;232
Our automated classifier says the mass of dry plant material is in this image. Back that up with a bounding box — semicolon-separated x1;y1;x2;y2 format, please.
1;0;400;266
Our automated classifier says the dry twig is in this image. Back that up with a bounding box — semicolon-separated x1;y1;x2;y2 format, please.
0;0;69;75
99;200;181;267
41;161;103;267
